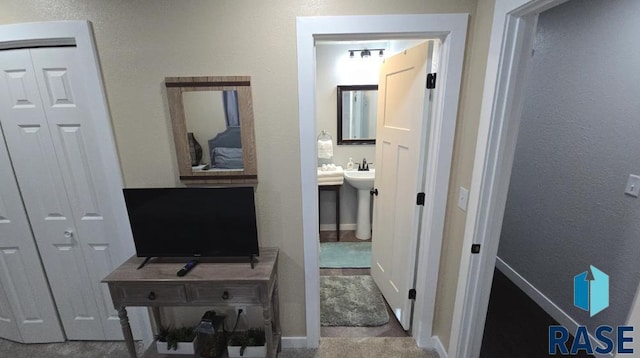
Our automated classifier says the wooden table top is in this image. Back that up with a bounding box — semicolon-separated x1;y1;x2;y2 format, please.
102;247;277;284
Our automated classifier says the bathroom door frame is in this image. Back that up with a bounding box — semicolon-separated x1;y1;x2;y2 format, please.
451;0;640;356
296;14;468;351
0;21;153;348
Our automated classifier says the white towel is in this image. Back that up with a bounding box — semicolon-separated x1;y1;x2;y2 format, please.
317;139;334;159
318;178;344;186
318;175;342;182
317;166;344;179
318;172;344;185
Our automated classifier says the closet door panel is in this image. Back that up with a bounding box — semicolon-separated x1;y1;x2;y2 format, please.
0;141;22;343
0;277;20;342
0;49;104;340
0;110;64;342
31;47;124;339
0;248;53;343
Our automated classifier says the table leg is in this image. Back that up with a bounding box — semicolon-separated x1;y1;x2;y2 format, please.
118;306;137;358
262;298;274;358
152;307;162;334
318;189;321;235
336;187;340;241
273;280;282;352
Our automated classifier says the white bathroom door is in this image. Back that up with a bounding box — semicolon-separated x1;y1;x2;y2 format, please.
370;41;435;330
0;124;64;343
0;47;129;340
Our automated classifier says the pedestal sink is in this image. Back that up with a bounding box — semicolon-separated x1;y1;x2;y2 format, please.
343;169;375;240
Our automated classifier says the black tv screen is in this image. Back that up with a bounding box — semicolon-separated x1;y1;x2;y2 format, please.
123;187;259;258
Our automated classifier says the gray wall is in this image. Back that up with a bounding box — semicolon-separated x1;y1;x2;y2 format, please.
498;0;640;331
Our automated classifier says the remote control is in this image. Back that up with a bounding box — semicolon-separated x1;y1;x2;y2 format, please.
177;260;198;277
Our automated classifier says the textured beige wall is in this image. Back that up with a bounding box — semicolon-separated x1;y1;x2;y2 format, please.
0;0;490;339
432;0;495;349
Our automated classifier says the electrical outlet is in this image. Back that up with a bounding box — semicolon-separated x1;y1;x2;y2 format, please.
235;306;246;315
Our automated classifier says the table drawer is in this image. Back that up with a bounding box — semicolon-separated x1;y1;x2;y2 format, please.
114;285;187;305
188;284;260;304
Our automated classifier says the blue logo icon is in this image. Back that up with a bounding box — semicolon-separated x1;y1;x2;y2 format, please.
550;267;631;355
574;265;609;317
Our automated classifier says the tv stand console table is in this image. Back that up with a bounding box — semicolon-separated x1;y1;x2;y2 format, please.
102;247;281;358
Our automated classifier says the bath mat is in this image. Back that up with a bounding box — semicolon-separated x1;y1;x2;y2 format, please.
320;242;371;268
320;275;389;326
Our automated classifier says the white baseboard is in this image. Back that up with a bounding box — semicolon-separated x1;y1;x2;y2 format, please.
420;336;447;358
432;336;448;358
281;336;308;349
495;257;613;358
319;223;356;231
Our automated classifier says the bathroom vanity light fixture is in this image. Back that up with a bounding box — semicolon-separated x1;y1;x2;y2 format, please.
348;48;384;59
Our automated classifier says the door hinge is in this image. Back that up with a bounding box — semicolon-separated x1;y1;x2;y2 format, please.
416;192;425;206
408;288;417;300
471;244;481;254
426;73;437;89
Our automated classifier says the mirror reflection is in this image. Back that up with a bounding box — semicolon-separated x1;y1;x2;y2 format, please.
183;90;243;171
337;85;378;144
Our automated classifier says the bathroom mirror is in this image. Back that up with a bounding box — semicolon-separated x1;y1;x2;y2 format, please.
337;85;378;145
165;76;257;184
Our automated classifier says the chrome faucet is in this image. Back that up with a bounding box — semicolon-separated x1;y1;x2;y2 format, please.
358;158;369;171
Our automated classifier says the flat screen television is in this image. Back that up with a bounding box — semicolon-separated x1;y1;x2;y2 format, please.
122;187;259;259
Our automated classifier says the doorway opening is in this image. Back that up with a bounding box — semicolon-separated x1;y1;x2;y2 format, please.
451;0;640;356
482;0;640;355
296;14;468;349
315;38;430;338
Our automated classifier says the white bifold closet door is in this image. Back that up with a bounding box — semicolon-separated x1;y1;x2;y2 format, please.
0;121;64;343
0;47;126;341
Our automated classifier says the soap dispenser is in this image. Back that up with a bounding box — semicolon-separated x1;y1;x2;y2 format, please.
347;157;354;170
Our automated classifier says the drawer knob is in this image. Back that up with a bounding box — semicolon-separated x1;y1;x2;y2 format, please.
148;292;156;301
222;291;229;300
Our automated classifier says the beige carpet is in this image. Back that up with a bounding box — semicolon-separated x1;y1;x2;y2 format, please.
0;337;437;358
278;337;438;358
316;337;438;358
0;339;145;358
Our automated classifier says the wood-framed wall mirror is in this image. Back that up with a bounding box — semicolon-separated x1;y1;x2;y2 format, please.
165;76;257;184
337;84;378;145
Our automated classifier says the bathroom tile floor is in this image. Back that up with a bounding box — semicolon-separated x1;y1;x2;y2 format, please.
319;230;408;338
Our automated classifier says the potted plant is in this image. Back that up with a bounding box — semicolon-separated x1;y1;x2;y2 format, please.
155;326;198;355
227;328;266;358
